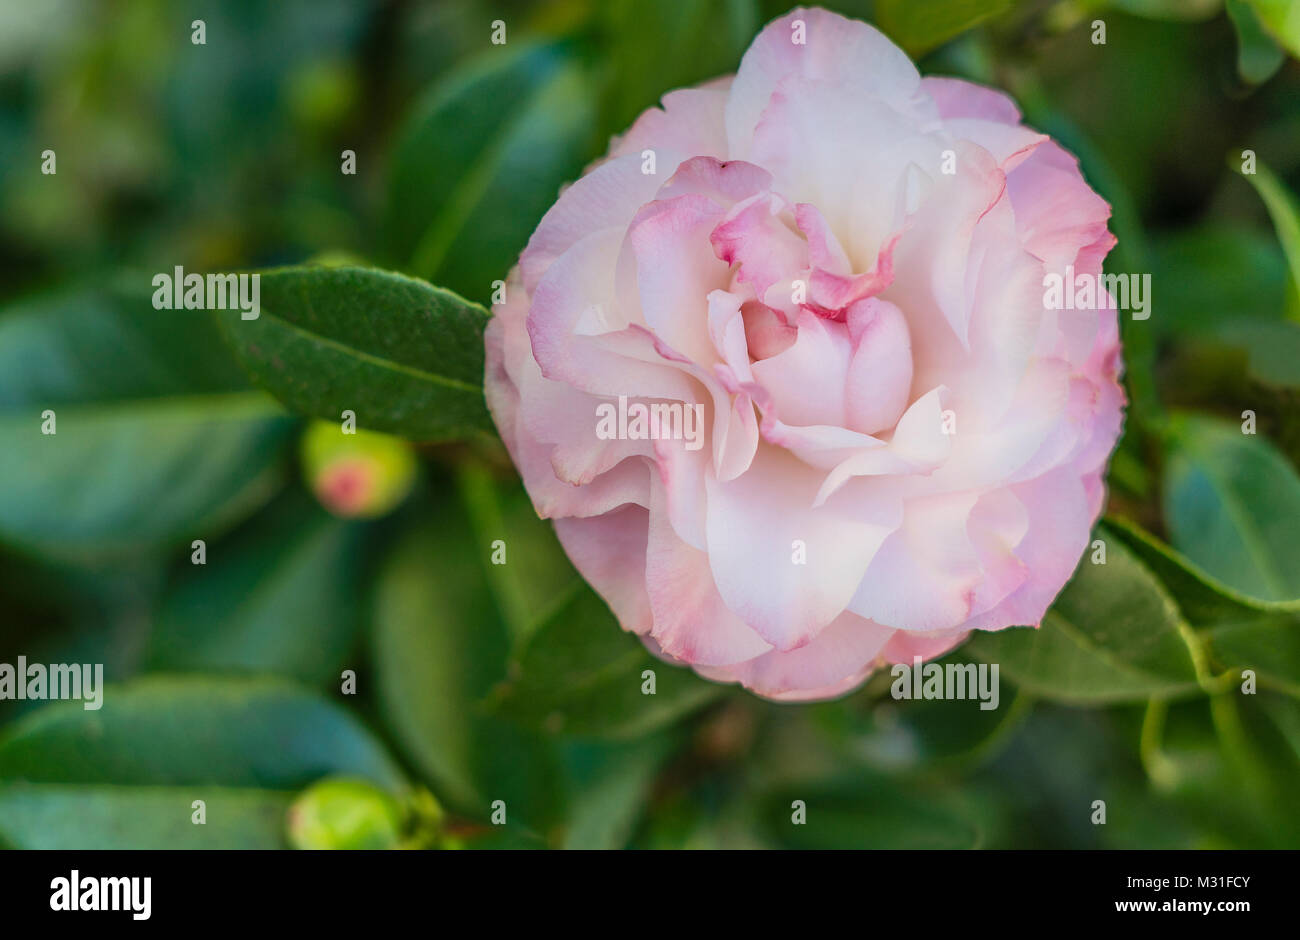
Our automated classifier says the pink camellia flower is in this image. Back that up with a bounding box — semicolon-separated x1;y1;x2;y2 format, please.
485;7;1124;701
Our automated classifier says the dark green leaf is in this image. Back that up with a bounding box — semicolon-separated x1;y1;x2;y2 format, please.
492;583;724;738
875;0;1012;56
1235;160;1300;311
1121;517;1300;698
1106;0;1224;21
1158;694;1300;847
1148;226;1288;338
1106;515;1300;621
0;285;292;559
0;281;250;404
1215;319;1300;387
0;675;405;850
1208;616;1300;694
455;461;578;643
148;491;367;685
0;395;291;560
810;668;1024;771
0;676;406;792
370;494;562;825
758;776;988;849
558;736;676;849
0;784;291;849
1163;414;1300;601
383;43;598;301
598;0;757;133
967;529;1201;702
217;265;491;441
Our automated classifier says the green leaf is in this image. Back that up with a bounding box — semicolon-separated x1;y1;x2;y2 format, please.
1207;615;1300;694
2;555;164;719
148;491;367;685
0;676;405;849
0;285;292;559
1245;0;1300;57
455;461;579;643
1107;0;1224;21
0;395;291;560
0;281;250;403
1148;226;1288;338
1227;0;1287;83
1255;693;1300;769
383;43;598;301
370;492;562;825
0;676;406;792
558;736;676;849
1119;515;1300;695
758;776;988;849
966;529;1201;703
598;0;757;133
1235;160;1300;315
491;583;725;738
1235;693;1300;839
0;784;292;849
875;0;1012;56
1163;414;1300;601
810;669;1023;771
1215;319;1300;387
217;265;491;441
1106;515;1300;622
1158;694;1300;847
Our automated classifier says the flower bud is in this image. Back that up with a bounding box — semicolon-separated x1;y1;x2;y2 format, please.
301;420;417;518
286;777;405;850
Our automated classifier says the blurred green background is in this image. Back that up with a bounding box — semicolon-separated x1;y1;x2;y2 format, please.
1;0;1300;849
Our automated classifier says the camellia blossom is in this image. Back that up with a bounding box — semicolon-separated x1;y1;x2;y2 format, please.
485;7;1124;701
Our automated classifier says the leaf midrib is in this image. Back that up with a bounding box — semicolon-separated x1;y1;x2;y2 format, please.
260;300;484;396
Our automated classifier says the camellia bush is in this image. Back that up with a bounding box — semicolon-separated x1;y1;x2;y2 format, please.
1;0;1299;851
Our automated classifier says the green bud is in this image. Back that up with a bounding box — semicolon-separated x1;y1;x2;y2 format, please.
301;420;418;519
286;778;405;850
